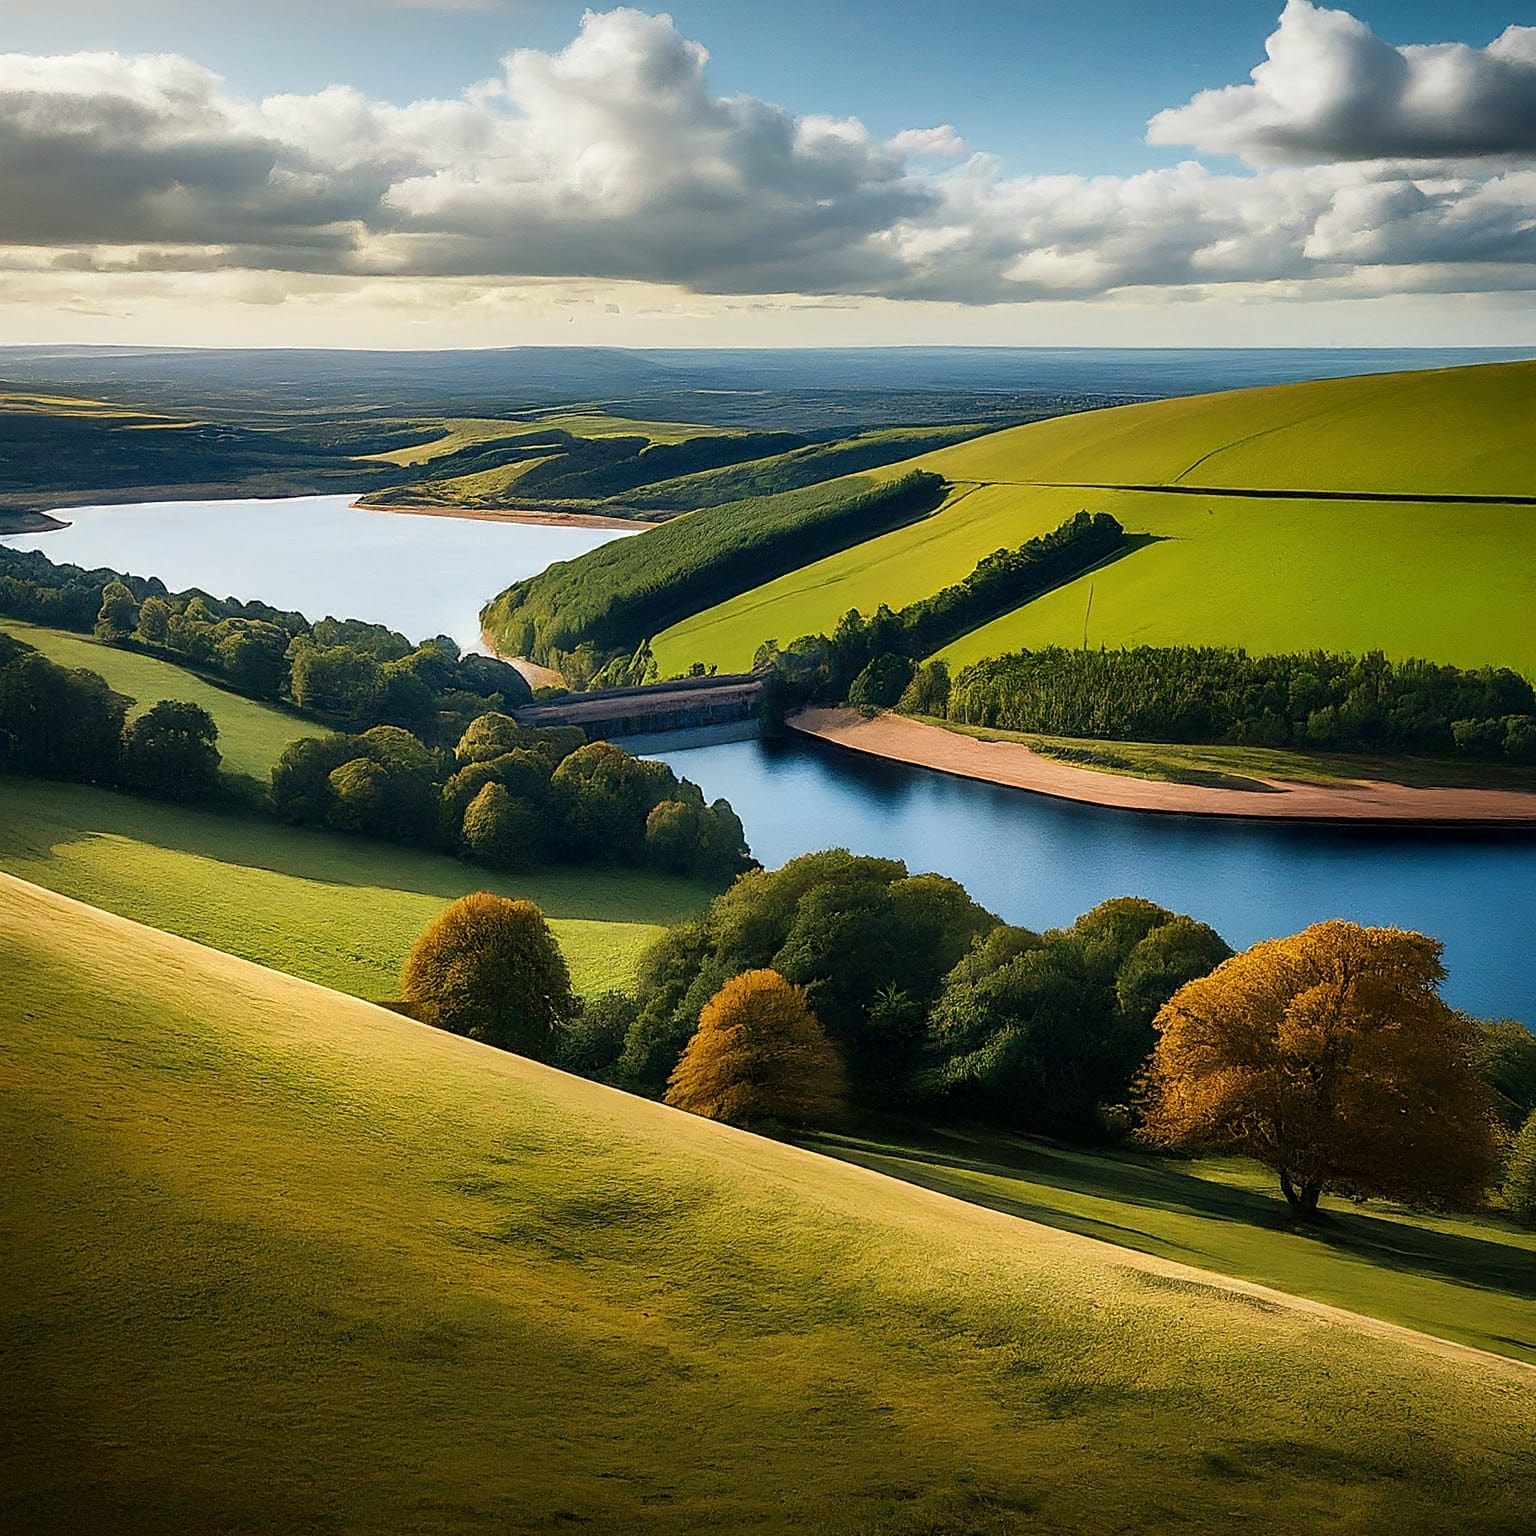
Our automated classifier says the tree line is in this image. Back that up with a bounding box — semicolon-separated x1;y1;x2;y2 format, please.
273;713;751;879
753;511;1124;712
403;854;1536;1224
481;471;947;667
0;545;533;742
932;645;1536;761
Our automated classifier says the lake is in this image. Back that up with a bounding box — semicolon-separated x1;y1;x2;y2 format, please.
1;493;636;652
7;491;1534;1022
651;733;1536;1021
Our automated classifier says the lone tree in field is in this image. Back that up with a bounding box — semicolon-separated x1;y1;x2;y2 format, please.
665;969;847;1128
1139;921;1500;1219
401;892;576;1061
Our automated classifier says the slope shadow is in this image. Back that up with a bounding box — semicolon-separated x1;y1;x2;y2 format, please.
808;1122;1536;1303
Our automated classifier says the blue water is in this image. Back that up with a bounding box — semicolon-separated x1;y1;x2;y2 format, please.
1;494;635;652
652;734;1536;1023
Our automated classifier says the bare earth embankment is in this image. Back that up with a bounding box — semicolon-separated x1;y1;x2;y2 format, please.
791;708;1536;825
353;500;644;531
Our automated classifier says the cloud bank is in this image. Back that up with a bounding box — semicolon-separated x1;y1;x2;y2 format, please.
0;4;1533;308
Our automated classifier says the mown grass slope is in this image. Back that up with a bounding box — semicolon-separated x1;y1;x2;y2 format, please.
4;875;1533;1535
0;779;711;997
0;619;314;782
812;1124;1536;1366
650;362;1536;678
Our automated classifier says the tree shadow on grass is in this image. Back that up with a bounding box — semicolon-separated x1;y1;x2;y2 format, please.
805;1121;1536;1304
2;778;716;925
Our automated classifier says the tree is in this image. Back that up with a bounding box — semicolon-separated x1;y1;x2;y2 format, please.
1471;1019;1536;1131
1504;1110;1536;1226
664;969;846;1127
1139;921;1501;1219
461;781;540;869
120;700;221;798
135;595;171;646
401;893;576;1059
94;580;139;642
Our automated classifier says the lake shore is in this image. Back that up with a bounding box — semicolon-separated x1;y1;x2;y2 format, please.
0;509;68;535
352;500;647;532
789;708;1536;826
477;628;565;690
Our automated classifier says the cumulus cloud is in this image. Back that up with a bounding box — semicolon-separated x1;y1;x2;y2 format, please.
0;4;1533;308
1149;0;1536;163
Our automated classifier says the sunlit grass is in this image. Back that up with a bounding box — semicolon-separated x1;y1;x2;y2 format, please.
4;874;1533;1534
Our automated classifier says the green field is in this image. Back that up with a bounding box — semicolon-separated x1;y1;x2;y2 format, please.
0;779;713;998
0;620;314;783
650;363;1536;678
4;876;1533;1534
812;1124;1536;1366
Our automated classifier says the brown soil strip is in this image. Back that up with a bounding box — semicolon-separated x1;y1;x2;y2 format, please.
352;501;647;531
790;708;1536;826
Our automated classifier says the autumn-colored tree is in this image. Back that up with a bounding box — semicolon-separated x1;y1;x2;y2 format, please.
1139;921;1501;1219
401;892;576;1060
665;969;847;1128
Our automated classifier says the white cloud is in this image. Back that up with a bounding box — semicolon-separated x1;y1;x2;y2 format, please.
0;5;1532;313
1149;1;1536;164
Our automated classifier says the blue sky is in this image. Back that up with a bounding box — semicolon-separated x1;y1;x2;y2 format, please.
1;1;1534;346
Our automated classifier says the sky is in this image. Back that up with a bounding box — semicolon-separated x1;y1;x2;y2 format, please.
3;0;1535;348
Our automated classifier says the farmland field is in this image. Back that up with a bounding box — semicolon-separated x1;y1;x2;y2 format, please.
4;875;1533;1535
648;363;1536;678
0;620;314;783
0;779;714;998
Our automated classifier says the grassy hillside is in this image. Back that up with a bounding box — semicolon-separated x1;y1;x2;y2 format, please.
649;363;1536;678
4;876;1533;1535
0;779;712;997
812;1124;1536;1366
0;619;314;783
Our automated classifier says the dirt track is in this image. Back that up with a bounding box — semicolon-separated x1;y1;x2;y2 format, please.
790;708;1536;826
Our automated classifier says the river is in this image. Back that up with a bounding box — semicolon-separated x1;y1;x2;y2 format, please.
6;493;1534;1021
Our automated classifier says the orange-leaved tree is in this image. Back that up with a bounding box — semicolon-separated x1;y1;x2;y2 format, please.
401;892;575;1061
665;968;847;1128
1138;920;1500;1219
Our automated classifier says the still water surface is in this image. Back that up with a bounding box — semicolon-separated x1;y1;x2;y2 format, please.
2;493;635;651
7;494;1533;1020
652;734;1536;1021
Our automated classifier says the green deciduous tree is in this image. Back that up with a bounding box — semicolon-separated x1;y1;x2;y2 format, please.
120;700;221;799
401;892;576;1059
1504;1110;1536;1226
94;580;139;643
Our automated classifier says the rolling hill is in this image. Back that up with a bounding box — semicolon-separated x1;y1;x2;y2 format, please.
0;779;713;998
4;873;1534;1535
646;362;1536;678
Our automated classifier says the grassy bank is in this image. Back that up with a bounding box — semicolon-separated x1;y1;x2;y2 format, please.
930;717;1536;793
4;875;1533;1534
0;778;713;997
809;1122;1536;1366
0;618;315;784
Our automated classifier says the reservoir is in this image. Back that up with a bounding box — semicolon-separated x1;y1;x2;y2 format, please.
7;493;1534;1021
1;493;637;652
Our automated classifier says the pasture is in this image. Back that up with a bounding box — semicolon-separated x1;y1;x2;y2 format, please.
0;619;314;783
0;779;712;998
648;363;1536;679
4;875;1533;1535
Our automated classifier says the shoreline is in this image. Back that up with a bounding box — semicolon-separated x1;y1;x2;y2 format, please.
352;500;647;532
477;628;565;690
788;708;1536;827
0;510;69;536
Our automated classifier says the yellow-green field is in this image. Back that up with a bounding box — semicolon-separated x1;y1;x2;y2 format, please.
651;363;1536;678
0;779;711;998
4;875;1533;1535
0;620;313;782
369;410;735;467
